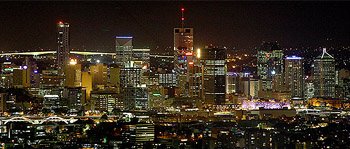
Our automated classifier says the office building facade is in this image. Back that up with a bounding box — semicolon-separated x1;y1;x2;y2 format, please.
116;36;149;110
285;56;304;98
313;48;336;98
257;42;284;91
116;36;133;67
65;59;82;87
200;47;226;104
57;21;70;75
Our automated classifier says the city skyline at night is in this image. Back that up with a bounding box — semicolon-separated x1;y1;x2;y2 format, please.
1;1;350;149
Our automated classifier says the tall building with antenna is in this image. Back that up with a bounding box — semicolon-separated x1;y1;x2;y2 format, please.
174;8;194;75
174;7;194;97
313;48;336;98
57;21;70;75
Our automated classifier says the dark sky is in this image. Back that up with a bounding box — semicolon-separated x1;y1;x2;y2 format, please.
1;1;350;52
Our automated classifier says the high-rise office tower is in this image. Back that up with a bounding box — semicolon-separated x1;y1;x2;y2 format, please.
57;21;70;75
65;59;82;87
116;37;148;110
174;27;194;74
132;49;151;86
109;67;121;93
200;47;226;105
257;42;284;91
116;36;133;67
121;68;142;88
23;57;38;88
174;8;194;97
188;59;202;98
120;65;148;110
226;72;240;94
242;77;260;99
13;66;30;88
132;48;150;68
0;62;14;88
40;70;62;88
343;79;350;99
304;81;315;100
64;87;86;112
313;48;335;98
90;63;108;88
285;56;304;98
91;89;122;112
0;93;6;113
81;71;92;100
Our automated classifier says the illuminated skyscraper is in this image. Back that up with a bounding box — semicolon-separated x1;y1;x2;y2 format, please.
121;68;142;88
40;70;62;88
0;93;6;113
174;8;194;97
116;37;149;110
91;89;122;112
304;81;315;100
200;47;226;105
109;67;121;93
313;48;335;97
65;59;82;87
81;71;92;100
116;36;133;67
90;63;108;88
242;77;260;99
64;87;86;112
13;66;30;88
257;42;284;91
57;21;70;75
174;27;194;74
226;72;240;94
285;56;304;98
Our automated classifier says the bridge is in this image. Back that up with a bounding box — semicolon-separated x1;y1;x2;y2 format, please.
0;50;173;58
1;116;79;125
0;51;114;56
296;108;346;116
0;115;125;125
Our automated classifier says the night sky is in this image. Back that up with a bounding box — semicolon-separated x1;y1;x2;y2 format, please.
1;1;350;52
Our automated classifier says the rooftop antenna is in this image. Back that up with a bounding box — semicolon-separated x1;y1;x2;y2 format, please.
321;48;334;59
181;7;185;29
